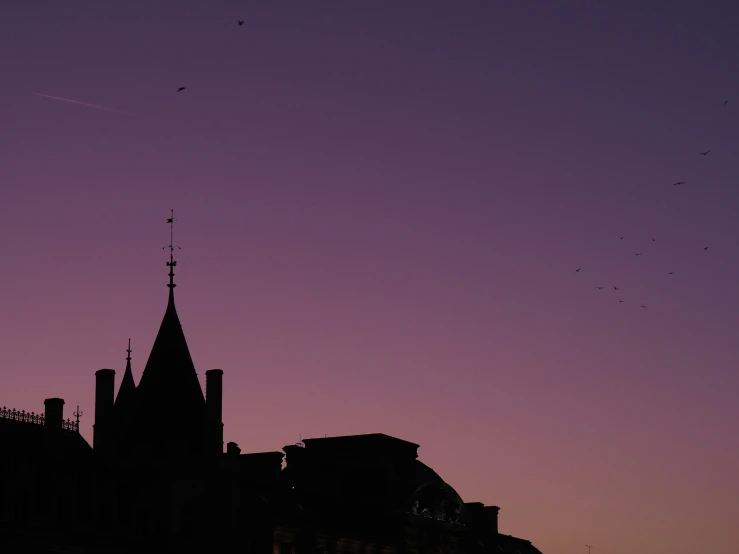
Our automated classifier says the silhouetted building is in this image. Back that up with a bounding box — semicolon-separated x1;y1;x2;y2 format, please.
0;235;544;554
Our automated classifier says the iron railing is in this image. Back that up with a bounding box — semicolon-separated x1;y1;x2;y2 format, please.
0;406;79;432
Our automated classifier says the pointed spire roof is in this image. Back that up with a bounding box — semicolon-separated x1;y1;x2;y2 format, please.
135;211;205;420
136;288;205;410
115;338;136;409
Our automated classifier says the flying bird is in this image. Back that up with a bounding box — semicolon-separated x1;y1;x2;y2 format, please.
238;20;244;25
177;87;186;92
699;150;710;156
724;100;729;106
575;268;582;272
620;236;625;239
619;300;625;303
596;286;604;290
641;305;647;309
613;286;619;291
634;252;643;256
673;181;685;186
704;247;709;251
652;238;656;242
668;271;674;275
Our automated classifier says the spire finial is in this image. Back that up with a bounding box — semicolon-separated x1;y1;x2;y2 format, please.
126;338;132;362
163;210;181;290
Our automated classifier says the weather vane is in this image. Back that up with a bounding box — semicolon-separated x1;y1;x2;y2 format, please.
163;209;181;289
126;338;131;362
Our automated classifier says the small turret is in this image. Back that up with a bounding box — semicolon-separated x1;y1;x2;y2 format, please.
115;339;136;413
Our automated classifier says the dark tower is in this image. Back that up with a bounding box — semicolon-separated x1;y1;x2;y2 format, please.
114;211;211;460
93;369;115;451
205;369;224;455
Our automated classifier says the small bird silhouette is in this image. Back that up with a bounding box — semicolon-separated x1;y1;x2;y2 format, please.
652;238;656;242
575;268;582;272
177;87;186;92
634;252;643;256
668;271;674;275
704;246;709;251
699;150;710;156
596;286;604;290
724;100;729;106
673;181;685;186
619;300;625;303
620;236;625;240
613;286;619;291
238;20;244;26
641;305;647;309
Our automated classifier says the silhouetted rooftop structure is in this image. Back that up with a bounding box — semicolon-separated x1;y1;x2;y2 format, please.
0;214;544;554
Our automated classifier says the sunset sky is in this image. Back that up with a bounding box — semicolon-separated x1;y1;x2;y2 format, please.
1;2;738;554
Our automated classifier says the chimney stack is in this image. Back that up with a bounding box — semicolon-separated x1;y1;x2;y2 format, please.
483;505;500;535
205;369;224;455
43;398;65;428
93;369;115;451
464;502;499;535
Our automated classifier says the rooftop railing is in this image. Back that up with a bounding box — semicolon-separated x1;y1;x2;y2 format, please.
0;406;79;432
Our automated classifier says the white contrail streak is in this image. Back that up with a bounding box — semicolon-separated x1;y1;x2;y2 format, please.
32;92;137;116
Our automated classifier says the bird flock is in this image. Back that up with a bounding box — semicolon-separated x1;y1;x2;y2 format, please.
174;26;729;314
574;100;732;310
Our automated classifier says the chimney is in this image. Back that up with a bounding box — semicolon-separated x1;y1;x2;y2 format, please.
93;369;115;451
483;505;500;535
43;398;65;429
205;369;224;454
464;502;499;535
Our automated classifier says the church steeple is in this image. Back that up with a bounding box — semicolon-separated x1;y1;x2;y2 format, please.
98;213;218;460
135;211;205;423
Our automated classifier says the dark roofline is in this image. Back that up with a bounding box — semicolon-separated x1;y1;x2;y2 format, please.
298;433;420;458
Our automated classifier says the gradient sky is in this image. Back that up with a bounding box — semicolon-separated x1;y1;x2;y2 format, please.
1;2;738;554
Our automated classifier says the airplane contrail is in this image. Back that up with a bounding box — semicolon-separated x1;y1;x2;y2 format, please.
32;92;137;116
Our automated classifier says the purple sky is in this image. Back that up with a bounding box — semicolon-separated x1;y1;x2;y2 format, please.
1;2;738;554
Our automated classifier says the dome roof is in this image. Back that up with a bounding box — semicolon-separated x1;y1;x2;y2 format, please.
282;433;466;522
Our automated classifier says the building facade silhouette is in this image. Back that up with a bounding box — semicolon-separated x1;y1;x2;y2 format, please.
0;237;544;554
